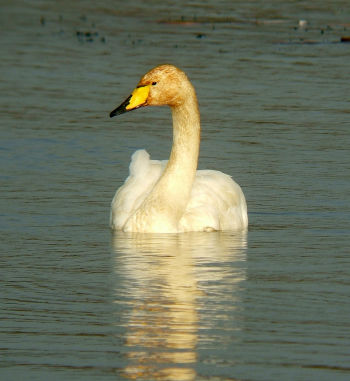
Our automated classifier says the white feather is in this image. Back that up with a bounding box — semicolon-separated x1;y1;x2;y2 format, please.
110;149;247;232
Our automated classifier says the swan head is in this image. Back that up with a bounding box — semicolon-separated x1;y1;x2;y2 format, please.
110;64;194;117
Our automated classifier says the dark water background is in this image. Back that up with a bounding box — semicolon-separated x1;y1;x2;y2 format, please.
1;1;350;380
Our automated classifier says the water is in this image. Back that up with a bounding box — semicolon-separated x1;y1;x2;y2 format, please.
1;1;350;380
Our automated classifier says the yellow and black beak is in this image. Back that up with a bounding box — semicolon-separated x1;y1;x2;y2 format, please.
110;85;150;118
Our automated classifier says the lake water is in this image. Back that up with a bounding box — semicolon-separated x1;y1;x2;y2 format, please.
1;1;350;380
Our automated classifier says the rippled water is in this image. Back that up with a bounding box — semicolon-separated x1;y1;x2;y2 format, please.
1;1;350;380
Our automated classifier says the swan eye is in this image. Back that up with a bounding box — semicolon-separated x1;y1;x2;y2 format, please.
152;82;157;86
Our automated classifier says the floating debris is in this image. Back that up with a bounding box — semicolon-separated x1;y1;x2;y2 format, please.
298;19;308;28
158;16;240;25
76;30;105;43
279;37;350;45
340;36;350;43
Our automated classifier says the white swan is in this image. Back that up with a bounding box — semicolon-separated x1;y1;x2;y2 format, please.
109;64;248;233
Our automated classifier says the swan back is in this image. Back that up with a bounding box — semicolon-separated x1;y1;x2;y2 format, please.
180;170;248;232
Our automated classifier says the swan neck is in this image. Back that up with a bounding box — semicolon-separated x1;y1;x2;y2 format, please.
170;95;200;167
124;84;202;232
150;92;200;225
154;94;200;218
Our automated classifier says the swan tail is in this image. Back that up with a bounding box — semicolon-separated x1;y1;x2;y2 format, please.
110;150;163;230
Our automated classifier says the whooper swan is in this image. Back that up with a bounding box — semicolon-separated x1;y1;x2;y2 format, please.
109;64;248;233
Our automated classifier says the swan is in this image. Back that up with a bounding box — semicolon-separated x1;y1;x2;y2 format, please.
109;64;248;233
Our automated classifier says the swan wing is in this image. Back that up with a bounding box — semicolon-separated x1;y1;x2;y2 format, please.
180;170;248;232
110;149;165;229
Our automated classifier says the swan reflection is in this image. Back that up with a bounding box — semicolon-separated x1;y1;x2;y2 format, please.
111;231;247;380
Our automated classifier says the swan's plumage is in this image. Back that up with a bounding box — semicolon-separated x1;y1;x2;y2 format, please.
110;149;248;232
110;150;166;230
109;64;248;233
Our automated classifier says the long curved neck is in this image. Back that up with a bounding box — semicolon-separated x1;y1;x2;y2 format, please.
149;91;200;223
168;95;200;185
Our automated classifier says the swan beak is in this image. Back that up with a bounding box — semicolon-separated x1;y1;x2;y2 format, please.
110;85;150;117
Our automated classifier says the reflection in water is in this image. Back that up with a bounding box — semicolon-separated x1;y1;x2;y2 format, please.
111;232;247;380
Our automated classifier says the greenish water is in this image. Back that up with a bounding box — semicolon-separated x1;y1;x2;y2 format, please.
1;1;349;380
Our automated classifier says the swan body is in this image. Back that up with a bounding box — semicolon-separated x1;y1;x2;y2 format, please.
109;65;248;233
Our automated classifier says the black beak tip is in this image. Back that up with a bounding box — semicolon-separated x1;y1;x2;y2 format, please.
109;105;126;118
109;95;132;118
